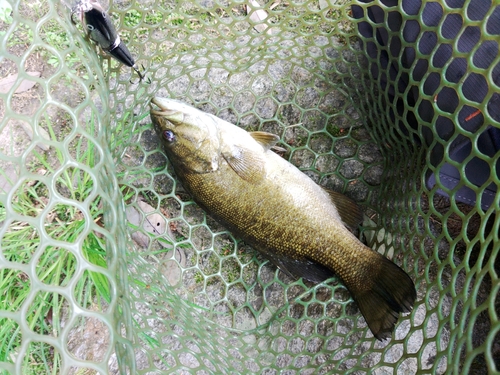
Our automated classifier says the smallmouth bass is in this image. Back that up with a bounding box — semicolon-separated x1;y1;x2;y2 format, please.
150;97;416;340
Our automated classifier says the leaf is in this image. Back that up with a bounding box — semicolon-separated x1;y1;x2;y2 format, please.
319;0;329;10
83;234;111;303
88;270;111;303
0;0;13;23
0;165;19;194
247;0;269;33
17;119;50;151
0;72;41;94
126;200;174;248
247;0;267;21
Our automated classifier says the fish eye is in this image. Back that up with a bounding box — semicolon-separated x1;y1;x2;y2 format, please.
163;130;175;142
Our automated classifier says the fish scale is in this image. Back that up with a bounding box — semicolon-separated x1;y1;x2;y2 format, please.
183;153;366;282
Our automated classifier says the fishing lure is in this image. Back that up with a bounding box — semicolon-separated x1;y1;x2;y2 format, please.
71;0;147;83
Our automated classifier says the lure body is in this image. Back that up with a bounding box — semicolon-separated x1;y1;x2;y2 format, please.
71;0;146;82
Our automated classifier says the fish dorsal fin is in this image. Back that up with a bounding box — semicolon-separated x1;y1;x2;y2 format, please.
222;146;266;183
323;188;363;230
249;131;280;151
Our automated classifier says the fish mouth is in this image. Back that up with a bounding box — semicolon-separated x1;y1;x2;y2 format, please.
150;97;185;123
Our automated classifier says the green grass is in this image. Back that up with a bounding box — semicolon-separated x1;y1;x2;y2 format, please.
326;123;343;137
0;114;109;373
144;10;164;25
124;9;142;28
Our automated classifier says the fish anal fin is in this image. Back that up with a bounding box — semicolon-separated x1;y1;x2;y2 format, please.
323;188;363;230
258;248;335;283
249;131;280;151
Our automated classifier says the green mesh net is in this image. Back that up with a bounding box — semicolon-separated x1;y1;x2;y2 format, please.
0;0;498;374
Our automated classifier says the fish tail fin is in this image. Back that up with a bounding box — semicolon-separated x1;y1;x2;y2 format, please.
350;253;416;340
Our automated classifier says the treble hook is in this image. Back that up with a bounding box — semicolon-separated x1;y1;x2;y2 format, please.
130;64;151;85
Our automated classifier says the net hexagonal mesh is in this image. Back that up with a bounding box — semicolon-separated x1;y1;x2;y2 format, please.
0;0;498;374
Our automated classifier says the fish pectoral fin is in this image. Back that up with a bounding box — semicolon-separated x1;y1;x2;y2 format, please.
222;147;266;183
249;131;280;151
323;188;363;230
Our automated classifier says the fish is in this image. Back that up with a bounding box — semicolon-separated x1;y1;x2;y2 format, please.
150;97;416;340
